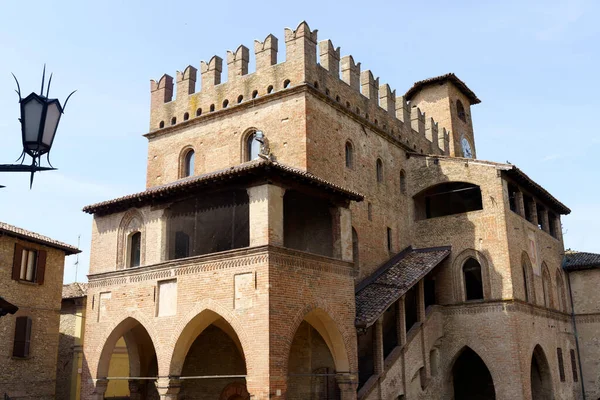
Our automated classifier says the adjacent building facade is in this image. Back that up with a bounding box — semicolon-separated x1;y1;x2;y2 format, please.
79;22;592;400
0;222;79;399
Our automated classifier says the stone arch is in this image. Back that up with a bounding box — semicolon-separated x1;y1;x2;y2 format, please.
220;382;250;400
285;305;352;373
450;346;496;400
522;252;536;303
452;249;492;302
165;299;251;377
116;209;145;269
531;344;554;400
95;315;159;379
541;263;554;308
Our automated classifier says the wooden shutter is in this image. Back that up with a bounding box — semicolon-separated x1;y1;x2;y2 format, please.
13;316;32;358
36;250;47;285
12;243;24;281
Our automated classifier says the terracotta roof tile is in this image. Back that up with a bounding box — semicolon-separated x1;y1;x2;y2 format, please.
62;282;88;299
404;73;481;105
0;221;80;255
563;251;600;271
355;246;451;328
83;159;364;215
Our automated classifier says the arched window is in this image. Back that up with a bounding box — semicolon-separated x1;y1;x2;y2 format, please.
542;265;552;308
246;130;262;161
182;149;195;177
128;232;141;268
400;170;407;194
522;262;530;302
456;100;466;122
345;141;353;169
463;258;484;300
376;159;383;183
556;270;567;312
352;228;359;269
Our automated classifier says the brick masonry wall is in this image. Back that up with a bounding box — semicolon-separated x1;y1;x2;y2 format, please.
0;236;67;399
569;269;600;399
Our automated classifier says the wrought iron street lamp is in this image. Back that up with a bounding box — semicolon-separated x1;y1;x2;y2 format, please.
0;66;75;187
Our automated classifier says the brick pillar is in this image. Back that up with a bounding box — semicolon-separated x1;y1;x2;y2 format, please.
90;379;108;400
515;191;525;218
331;206;353;262
247;184;285;247
155;378;181;400
528;200;538;226
417;280;426;322
336;373;358;400
398;296;406;346
373;318;384;375
128;380;142;400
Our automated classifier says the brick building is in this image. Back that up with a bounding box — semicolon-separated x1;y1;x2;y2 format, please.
79;22;596;399
0;222;79;399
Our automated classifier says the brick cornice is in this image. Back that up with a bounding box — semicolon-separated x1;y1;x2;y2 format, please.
87;245;353;288
445;299;571;322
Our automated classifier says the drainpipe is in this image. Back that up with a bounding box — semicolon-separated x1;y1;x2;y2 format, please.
565;266;586;399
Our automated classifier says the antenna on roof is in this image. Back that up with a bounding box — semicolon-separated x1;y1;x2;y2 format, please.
74;234;80;282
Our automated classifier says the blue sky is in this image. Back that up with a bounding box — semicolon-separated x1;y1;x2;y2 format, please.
1;0;598;283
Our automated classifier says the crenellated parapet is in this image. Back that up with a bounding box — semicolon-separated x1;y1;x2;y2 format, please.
149;21;450;155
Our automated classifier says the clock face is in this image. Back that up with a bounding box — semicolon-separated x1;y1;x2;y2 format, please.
461;136;473;158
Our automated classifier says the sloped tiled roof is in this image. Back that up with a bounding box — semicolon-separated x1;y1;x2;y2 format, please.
563;251;600;271
404;73;481;105
83;159;364;215
62;282;88;299
0;221;80;255
355;246;451;328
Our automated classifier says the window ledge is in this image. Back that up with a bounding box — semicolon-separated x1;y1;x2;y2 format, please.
11;355;31;360
17;280;39;286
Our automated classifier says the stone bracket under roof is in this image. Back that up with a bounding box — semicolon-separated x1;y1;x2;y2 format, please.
355;246;451;329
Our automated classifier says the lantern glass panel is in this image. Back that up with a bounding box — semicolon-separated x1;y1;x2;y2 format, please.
23;97;44;147
42;102;61;148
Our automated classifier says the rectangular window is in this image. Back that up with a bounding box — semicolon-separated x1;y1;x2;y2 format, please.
524;195;534;223
367;202;372;221
12;244;46;285
424;276;436;309
570;349;578;382
557;348;565;382
157;280;177;317
13;316;32;358
548;213;558;238
405;286;418;333
382;302;398;359
20;249;37;282
387;227;393;252
508;183;519;214
536;203;546;231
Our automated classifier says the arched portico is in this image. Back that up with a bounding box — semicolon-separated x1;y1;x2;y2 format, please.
95;317;159;400
451;346;496;400
531;345;554;400
286;308;355;400
167;308;249;400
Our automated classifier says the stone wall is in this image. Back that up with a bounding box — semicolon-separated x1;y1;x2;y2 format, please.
0;236;67;399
